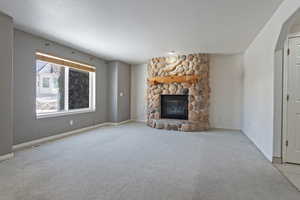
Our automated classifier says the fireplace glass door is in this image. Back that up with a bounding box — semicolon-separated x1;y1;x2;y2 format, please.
161;95;188;120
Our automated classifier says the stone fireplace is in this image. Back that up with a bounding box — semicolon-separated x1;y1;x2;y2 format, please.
147;53;210;132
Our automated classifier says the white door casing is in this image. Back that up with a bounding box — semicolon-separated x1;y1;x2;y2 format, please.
286;37;300;164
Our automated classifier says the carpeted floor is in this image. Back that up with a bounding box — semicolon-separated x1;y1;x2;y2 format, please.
0;122;299;200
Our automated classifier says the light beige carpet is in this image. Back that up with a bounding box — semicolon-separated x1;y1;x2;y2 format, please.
0;122;299;200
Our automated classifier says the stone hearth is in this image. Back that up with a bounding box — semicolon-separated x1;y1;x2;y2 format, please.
147;54;210;132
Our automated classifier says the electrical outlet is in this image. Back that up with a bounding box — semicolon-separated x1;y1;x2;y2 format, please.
120;92;124;97
70;120;74;126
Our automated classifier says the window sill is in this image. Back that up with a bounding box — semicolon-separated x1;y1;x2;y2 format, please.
36;108;96;119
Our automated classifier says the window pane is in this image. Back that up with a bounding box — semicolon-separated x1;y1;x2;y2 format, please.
69;69;90;110
36;60;65;114
53;77;59;88
42;77;50;88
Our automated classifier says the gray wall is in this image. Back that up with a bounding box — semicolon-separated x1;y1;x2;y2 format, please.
117;62;131;122
0;12;13;156
107;62;118;122
107;61;131;123
130;64;147;122
13;30;108;145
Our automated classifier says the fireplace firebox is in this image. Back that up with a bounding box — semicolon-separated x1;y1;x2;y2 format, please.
161;95;188;120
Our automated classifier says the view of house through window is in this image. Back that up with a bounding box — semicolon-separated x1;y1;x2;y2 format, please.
36;53;96;117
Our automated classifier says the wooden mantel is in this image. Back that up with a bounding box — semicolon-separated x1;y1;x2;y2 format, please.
148;75;200;85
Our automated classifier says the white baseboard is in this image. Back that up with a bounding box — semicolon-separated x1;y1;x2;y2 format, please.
210;127;242;132
0;153;14;162
111;119;134;126
131;119;147;123
13;120;132;152
272;157;282;164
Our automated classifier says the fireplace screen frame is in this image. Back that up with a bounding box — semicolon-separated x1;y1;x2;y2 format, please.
160;95;189;120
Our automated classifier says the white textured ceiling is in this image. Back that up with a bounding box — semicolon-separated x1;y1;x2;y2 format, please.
0;0;283;64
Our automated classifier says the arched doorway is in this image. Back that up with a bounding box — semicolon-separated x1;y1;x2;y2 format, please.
274;8;300;164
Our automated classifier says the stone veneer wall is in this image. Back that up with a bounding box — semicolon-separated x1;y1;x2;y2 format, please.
147;54;210;132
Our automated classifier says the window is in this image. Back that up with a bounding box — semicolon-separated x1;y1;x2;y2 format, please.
53;77;59;89
42;77;50;88
36;52;96;118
